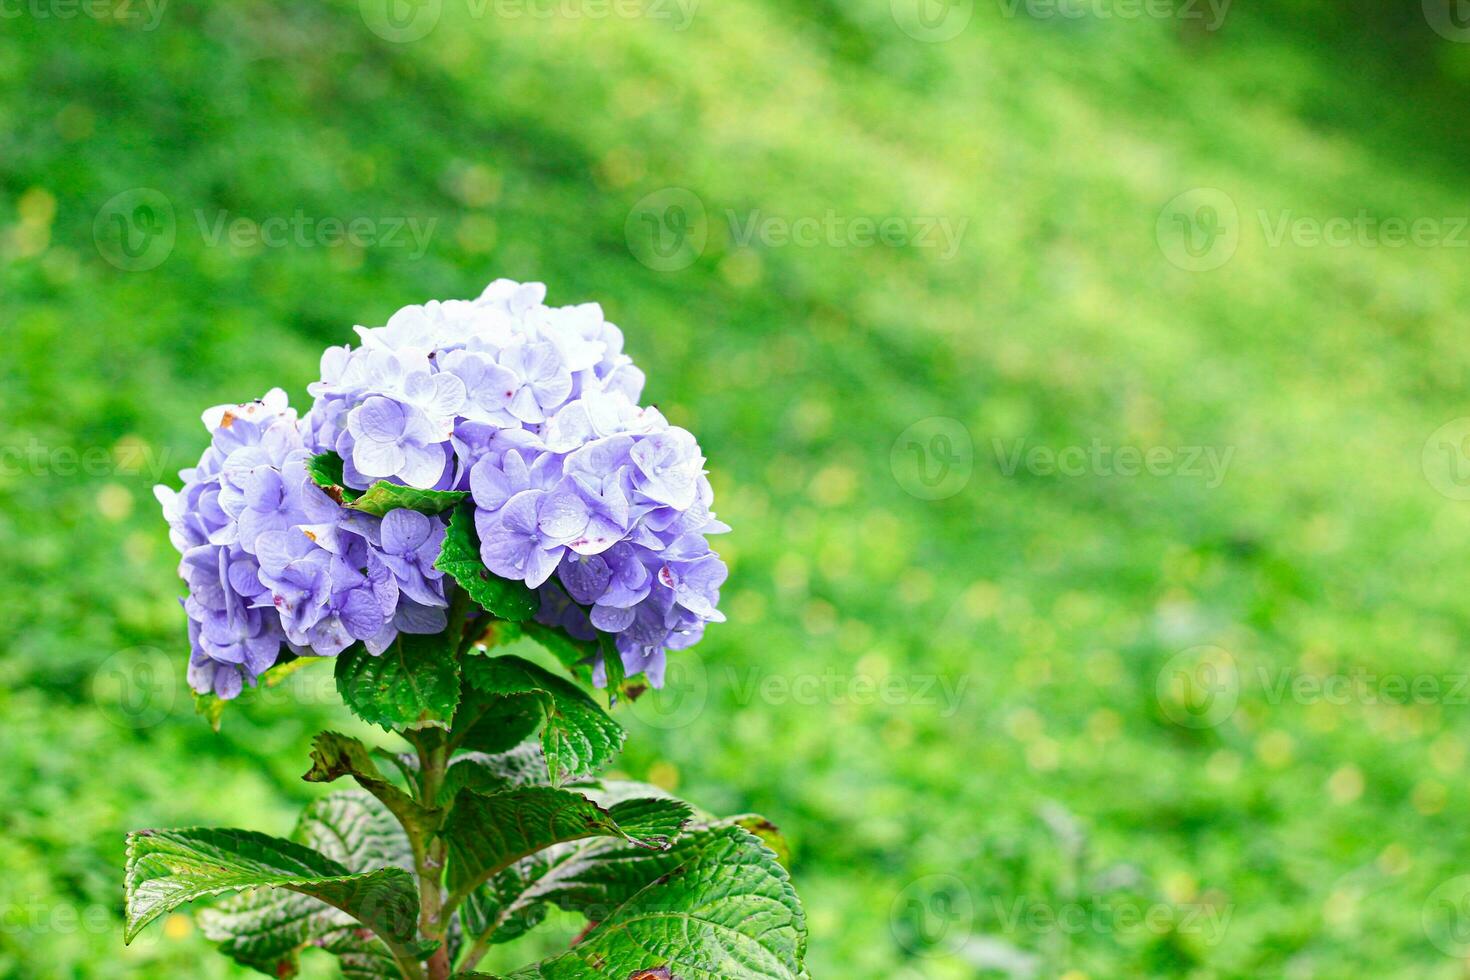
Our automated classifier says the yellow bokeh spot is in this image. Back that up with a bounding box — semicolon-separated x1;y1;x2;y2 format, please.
1326;765;1364;805
647;761;679;792
163;914;192;940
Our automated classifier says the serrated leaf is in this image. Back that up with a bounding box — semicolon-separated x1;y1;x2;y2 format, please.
460;812;763;962
452;691;548;757
124;826;431;959
435;502;538;621
304;732;441;836
440;744;551;805
198;791;412;978
306;451;362;503
461;654;624;784
347;482;468;518
515;622;597;676
494;826;807;980
443;788;684;912
335;634;460;731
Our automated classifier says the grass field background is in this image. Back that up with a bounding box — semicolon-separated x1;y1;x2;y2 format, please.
4;1;1470;976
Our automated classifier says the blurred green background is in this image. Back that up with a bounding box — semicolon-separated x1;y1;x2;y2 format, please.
6;0;1470;976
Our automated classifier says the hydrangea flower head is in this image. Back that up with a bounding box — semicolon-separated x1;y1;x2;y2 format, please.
158;279;726;698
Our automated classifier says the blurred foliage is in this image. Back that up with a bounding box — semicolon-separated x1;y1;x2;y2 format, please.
3;1;1470;977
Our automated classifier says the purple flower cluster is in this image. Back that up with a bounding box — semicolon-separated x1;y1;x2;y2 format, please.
159;280;726;697
305;279;728;685
156;391;448;699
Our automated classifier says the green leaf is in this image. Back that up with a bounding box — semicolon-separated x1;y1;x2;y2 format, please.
440;744;551;805
435;502;538;621
461;654;625;784
124;826;430;957
452;691;549;757
194;691;226;732
310;449;467;516
347;481;467;517
197;790;412;977
596;632;627;703
515;622;596;676
304;732;441;836
494;826;807;980
460;811;759;962
443;787;685;911
335;634;460;731
306;451;361;503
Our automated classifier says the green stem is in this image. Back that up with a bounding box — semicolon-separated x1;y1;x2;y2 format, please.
410;729;452;980
454;929;495;975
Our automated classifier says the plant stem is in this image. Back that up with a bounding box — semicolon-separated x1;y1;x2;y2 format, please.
412;730;452;980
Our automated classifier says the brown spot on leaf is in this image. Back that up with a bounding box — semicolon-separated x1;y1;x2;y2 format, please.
628;968;677;980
